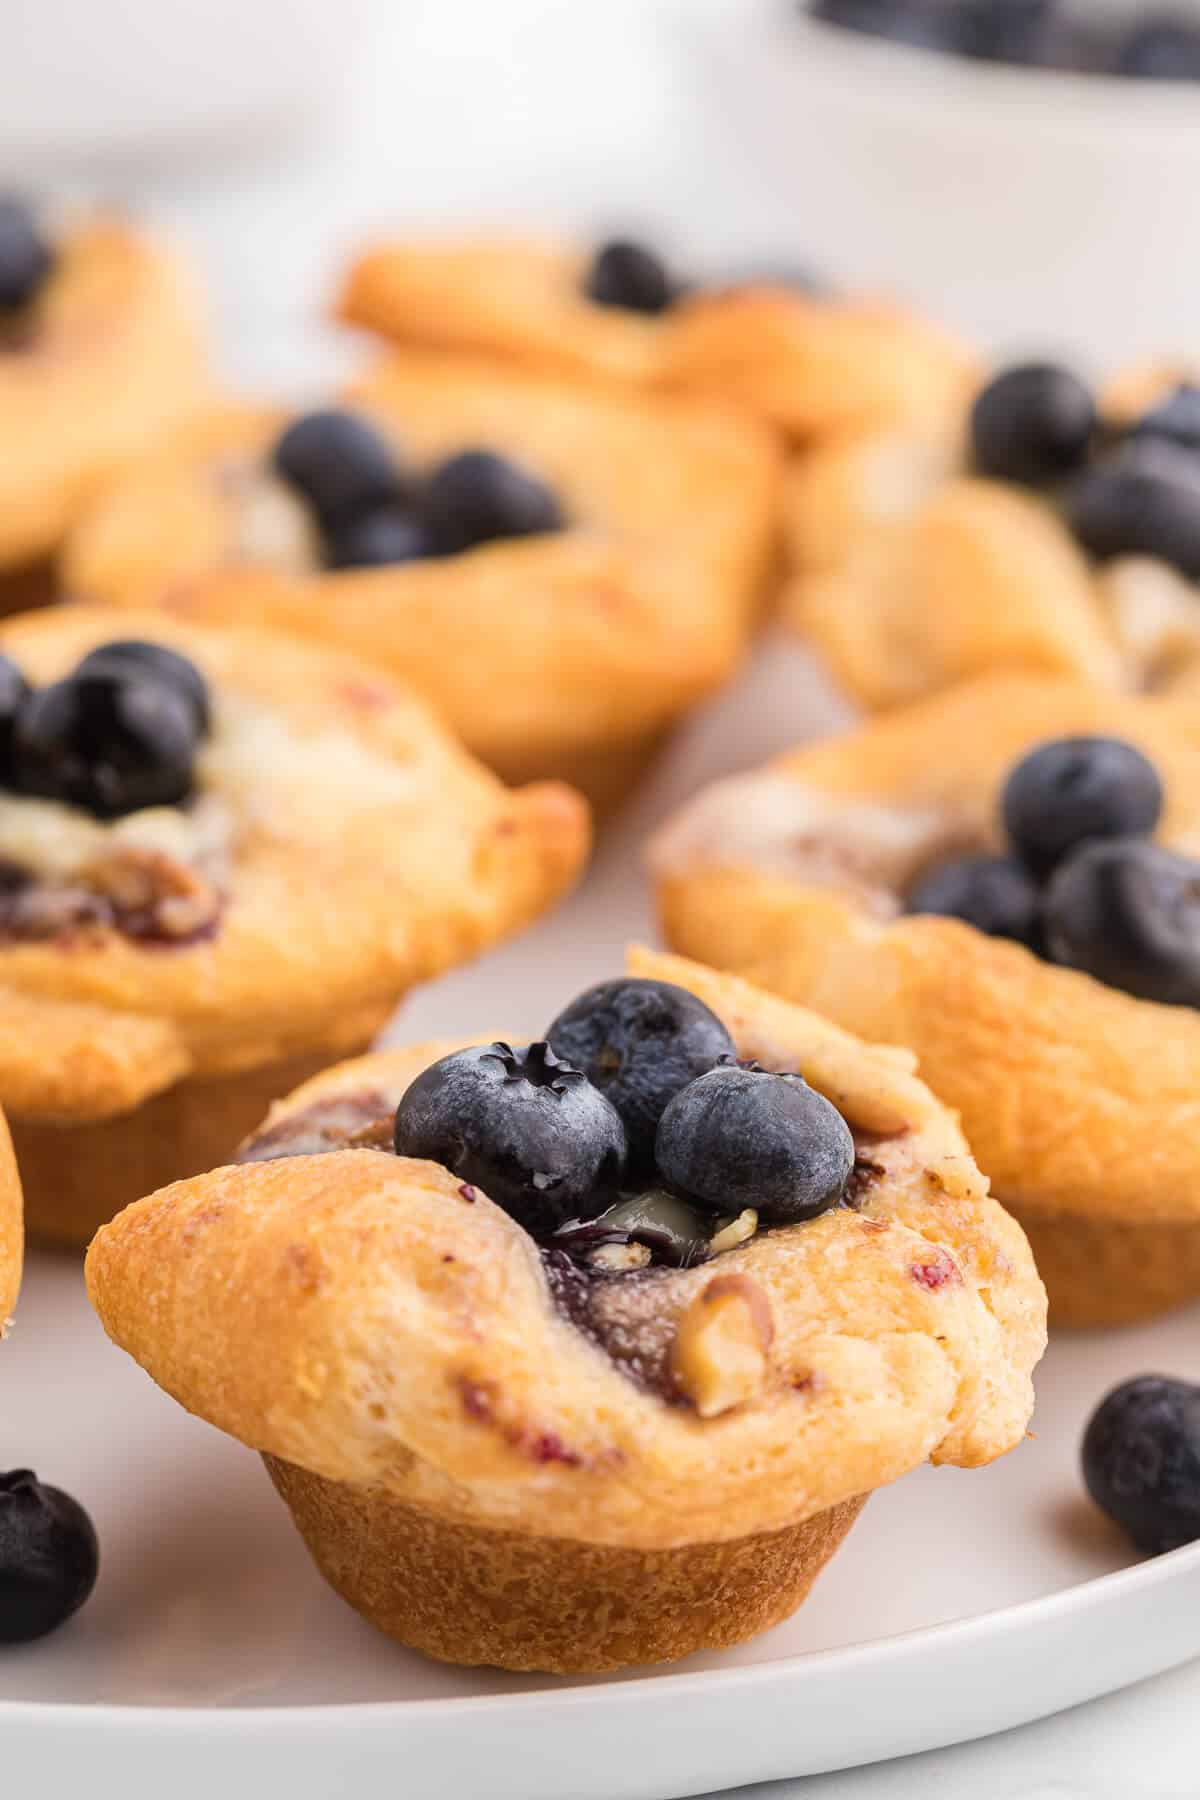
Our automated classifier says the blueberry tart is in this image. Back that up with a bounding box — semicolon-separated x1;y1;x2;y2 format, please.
85;948;1044;1674
0;603;588;1246
0;201;209;583
785;359;1200;708
333;233;978;446
64;350;778;814
654;675;1200;1325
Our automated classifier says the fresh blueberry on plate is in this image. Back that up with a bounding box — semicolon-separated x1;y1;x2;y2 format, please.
273;410;407;529
1002;736;1163;877
1064;439;1200;581
422;451;565;555
655;1062;855;1223
1128;384;1200;455
0;1469;99;1643
970;363;1096;487
583;239;677;315
393;1041;626;1235
75;640;211;735
1043;838;1200;1007
546;978;736;1170
14;670;200;820
324;508;431;571
0;198;55;314
907;854;1041;946
1083;1376;1200;1555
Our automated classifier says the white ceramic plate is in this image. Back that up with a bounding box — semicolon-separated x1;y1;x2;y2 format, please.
2;639;1198;1800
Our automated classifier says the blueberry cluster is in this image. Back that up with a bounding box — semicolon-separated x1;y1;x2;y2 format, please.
970;364;1200;583
808;1;1200;81
392;977;856;1255
909;735;1200;1007
0;639;210;822
0;197;55;317
271;411;565;572
1084;1376;1200;1556
0;1469;98;1644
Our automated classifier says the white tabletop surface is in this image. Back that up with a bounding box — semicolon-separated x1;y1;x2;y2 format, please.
26;0;1200;1790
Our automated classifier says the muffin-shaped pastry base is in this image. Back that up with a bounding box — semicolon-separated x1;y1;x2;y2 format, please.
86;950;1043;1673
653;677;1200;1326
334;236;978;447
64;352;778;813
0;604;589;1248
0;1108;22;1328
0;215;209;573
265;1457;866;1674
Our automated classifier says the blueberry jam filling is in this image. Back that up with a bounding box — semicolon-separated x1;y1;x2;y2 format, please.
907;734;1200;1006
1083;1376;1200;1555
0;640;219;945
270;410;564;572
967;364;1200;591
237;977;880;1399
0;1469;98;1644
0;198;55;331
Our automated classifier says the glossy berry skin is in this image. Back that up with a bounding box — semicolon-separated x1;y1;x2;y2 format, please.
422;451;564;555
1002;736;1163;878
0;199;55;313
655;1063;855;1223
76;640;211;735
14;672;199;820
1112;18;1200;80
1064;440;1200;581
583;240;676;315
1129;384;1200;455
324;508;431;571
970;363;1095;487
1083;1377;1200;1555
0;1470;98;1643
393;1041;626;1235
1043;839;1200;1007
272;410;406;529
546;978;736;1170
0;654;31;781
906;854;1041;947
953;0;1055;66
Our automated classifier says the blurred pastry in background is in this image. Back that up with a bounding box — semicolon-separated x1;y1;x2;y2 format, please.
65;348;779;813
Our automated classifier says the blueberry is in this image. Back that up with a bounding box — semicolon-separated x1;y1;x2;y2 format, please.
0;199;54;314
545;978;736;1171
655;1063;855;1224
272;410;407;529
0;1470;98;1643
1083;1377;1200;1555
75;640;210;735
808;0;951;50
583;240;677;315
1128;384;1200;455
14;672;199;820
953;0;1056;65
906;854;1041;947
1064;439;1200;580
1111;17;1200;80
0;655;31;783
324;508;431;571
422;451;565;555
970;363;1095;487
1043;839;1200;1007
1002;736;1163;878
393;1041;626;1235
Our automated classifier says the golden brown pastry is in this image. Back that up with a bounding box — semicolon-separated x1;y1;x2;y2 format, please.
86;947;1044;1674
0;205;209;577
334;234;979;446
653;675;1200;1326
0;604;588;1245
64;349;779;813
0;1109;21;1330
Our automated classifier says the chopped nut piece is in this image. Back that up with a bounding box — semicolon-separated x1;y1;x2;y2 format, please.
588;1241;652;1273
708;1208;757;1257
83;845;221;940
670;1273;773;1418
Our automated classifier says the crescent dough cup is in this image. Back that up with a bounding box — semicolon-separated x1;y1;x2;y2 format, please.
63;349;779;814
0;216;209;575
334;236;979;446
782;364;1200;712
653;675;1200;1327
0;1110;21;1331
85;947;1044;1675
0;604;588;1246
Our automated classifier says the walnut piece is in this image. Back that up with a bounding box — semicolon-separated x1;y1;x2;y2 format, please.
588;1241;652;1273
708;1208;758;1256
670;1273;773;1418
